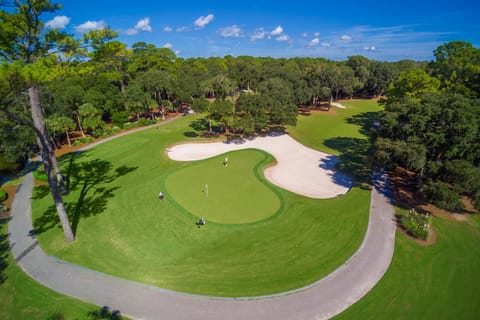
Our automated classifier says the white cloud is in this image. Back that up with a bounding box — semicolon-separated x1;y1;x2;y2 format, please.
46;15;70;29
251;29;266;41
314;32;320;37
302;32;308;38
136;18;152;32
175;50;180;55
308;38;320;47
126;17;152;35
75;20;105;33
219;25;242;38
194;14;214;29
322;42;331;47
341;34;352;40
163;43;173;49
176;26;188;32
270;25;283;36
364;46;376;51
164;26;173;32
276;34;289;41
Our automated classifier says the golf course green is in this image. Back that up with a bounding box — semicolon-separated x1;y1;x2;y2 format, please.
166;149;281;224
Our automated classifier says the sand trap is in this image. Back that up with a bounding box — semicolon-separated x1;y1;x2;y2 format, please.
331;102;347;109
168;134;352;199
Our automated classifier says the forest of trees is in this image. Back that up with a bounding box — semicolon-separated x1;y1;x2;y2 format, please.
1;1;479;240
0;2;427;164
374;41;480;211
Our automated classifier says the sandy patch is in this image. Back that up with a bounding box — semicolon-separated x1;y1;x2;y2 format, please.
168;134;353;199
330;102;347;109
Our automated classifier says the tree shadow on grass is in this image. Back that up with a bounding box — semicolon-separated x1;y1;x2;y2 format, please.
323;137;373;186
32;156;137;237
345;111;380;137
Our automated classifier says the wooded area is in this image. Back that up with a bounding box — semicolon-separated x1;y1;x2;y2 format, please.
374;41;480;211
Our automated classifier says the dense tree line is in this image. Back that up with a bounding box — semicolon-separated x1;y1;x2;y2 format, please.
374;41;480;211
0;2;422;164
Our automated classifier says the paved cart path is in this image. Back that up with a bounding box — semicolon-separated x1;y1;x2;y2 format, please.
9;170;395;320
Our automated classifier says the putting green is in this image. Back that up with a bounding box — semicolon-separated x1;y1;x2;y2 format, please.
165;149;281;224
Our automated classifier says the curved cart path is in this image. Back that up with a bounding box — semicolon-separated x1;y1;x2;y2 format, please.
168;134;353;199
8;121;395;319
9;171;394;320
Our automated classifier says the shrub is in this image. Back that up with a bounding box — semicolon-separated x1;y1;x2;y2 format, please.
111;111;130;125
72;137;95;147
0;189;7;202
136;118;156;127
422;180;462;211
33;167;48;181
397;208;431;240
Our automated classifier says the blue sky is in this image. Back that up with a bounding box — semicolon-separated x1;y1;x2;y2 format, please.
44;0;480;61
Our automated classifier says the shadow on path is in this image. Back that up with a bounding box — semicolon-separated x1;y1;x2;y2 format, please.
32;154;137;236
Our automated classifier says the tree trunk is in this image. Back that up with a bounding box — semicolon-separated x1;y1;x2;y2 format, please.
74;111;85;138
65;130;71;146
29;86;74;242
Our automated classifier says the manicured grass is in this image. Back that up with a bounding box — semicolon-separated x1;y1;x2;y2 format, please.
288;100;382;155
0;220;96;320
166;149;281;224
334;215;480;319
31;114;371;297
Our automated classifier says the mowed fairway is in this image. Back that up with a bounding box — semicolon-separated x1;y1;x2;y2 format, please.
31;111;371;297
166;150;280;224
288;100;382;156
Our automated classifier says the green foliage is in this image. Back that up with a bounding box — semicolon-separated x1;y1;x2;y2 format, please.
444;160;480;196
376;41;480;212
422;180;462;211
72;137;95;147
0;189;7;202
387;68;440;101
33;167;48;182
397;208;431;240
111;111;130;125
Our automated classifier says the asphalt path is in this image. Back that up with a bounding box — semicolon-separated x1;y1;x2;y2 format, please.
8;124;396;320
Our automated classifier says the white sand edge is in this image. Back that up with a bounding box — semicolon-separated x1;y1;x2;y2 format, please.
331;102;347;109
167;134;353;199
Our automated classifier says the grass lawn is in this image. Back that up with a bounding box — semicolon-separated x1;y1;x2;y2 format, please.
288;100;382;156
31;113;371;297
166;149;281;224
0;220;97;320
334;214;480;319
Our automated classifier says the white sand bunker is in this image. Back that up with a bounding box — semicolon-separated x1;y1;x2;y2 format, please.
168;134;353;199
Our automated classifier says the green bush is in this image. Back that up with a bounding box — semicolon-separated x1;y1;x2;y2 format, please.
111;111;130;125
72;137;95;147
33;167;48;181
0;189;7;202
136;118;156;126
423;180;462;211
397;208;431;240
